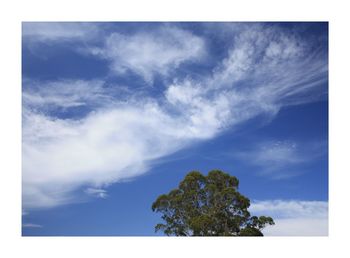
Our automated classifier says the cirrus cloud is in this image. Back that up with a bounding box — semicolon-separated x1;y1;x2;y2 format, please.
22;22;101;42
89;26;206;82
22;23;328;210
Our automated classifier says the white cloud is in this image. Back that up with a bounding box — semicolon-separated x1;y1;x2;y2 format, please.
212;23;327;107
250;200;328;236
22;24;327;210
22;22;100;42
263;218;328;236
253;141;301;165
90;26;205;82
23;79;108;109
250;200;328;218
234;140;326;178
235;141;303;177
22;100;209;209
85;188;108;199
165;80;233;138
22;223;43;228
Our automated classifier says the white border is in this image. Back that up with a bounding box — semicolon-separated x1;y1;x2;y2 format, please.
1;0;350;257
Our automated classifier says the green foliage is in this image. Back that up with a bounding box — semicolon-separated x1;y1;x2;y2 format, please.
152;170;274;236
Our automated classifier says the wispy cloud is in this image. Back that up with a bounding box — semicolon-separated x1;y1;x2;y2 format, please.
213;23;327;106
89;26;206;82
22;22;100;42
22;100;201;209
22;223;43;228
250;200;328;236
23;79;108;110
22;23;327;209
234;140;327;178
84;188;108;199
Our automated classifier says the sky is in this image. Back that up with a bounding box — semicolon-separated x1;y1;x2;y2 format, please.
21;22;328;236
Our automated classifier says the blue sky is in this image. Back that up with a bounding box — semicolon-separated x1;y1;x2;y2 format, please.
22;22;328;236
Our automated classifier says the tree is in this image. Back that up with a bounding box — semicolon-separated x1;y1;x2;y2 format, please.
152;170;274;236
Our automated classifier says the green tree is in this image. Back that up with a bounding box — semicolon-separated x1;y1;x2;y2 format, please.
152;170;274;236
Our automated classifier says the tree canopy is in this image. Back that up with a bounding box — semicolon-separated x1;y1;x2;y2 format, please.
152;170;274;236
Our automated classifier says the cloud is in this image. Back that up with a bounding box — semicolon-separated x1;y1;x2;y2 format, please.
89;26;206;82
250;200;328;236
23;79;109;110
22;100;206;209
252;141;302;165
250;200;328;218
211;23;327;106
22;22;100;42
85;188;108;199
22;23;328;210
165;79;234;138
22;223;43;228
263;218;328;236
234;140;327;178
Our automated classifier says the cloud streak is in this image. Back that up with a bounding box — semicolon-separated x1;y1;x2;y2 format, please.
23;79;109;110
22;22;100;42
85;188;108;199
22;23;328;210
234;140;327;178
22;223;43;228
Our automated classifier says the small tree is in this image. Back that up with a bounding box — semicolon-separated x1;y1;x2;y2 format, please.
152;170;274;236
